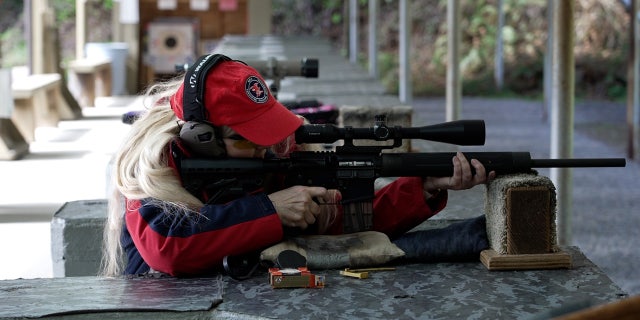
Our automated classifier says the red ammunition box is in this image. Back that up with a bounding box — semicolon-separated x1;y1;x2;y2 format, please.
269;267;325;288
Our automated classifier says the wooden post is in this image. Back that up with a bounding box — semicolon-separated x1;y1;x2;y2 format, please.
76;0;87;59
45;8;82;118
30;0;47;74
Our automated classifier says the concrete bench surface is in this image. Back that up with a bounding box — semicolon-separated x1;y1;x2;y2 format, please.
66;58;111;73
11;73;61;99
0;246;626;319
9;72;79;143
10;73;64;142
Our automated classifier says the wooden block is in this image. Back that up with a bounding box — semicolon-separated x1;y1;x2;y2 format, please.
11;73;61;99
484;173;559;256
482;175;570;270
480;249;572;271
506;186;552;254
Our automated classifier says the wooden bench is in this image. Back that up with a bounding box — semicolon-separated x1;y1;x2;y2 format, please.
11;73;73;142
66;58;112;107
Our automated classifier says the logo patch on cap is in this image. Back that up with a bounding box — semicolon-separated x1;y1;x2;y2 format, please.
245;76;269;104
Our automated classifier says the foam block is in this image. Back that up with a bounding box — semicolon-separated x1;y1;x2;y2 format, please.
484;172;559;255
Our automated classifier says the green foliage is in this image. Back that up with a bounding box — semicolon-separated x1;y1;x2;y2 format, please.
379;52;399;94
0;0;629;101
51;0;114;25
51;0;76;23
0;0;25;67
0;0;23;32
1;27;26;68
331;12;343;24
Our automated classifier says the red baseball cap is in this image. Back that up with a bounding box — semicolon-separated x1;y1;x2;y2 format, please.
170;59;303;146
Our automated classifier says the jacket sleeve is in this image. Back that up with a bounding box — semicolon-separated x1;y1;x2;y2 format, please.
125;194;283;276
372;177;448;239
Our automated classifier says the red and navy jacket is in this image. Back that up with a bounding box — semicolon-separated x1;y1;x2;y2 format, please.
122;140;448;276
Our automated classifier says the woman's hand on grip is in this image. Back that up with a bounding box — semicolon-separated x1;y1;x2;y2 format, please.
268;185;328;229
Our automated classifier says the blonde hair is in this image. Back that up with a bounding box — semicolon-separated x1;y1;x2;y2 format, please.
101;77;206;277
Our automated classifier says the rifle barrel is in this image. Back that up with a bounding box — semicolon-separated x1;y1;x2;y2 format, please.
531;158;626;168
380;152;626;177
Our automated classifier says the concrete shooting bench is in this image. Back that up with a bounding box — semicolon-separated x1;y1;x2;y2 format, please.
33;171;629;319
10;73;75;142
0;247;633;319
66;58;112;107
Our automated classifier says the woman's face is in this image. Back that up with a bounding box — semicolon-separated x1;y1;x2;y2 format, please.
223;134;270;158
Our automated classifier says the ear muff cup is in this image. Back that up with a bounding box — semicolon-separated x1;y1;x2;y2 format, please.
177;54;234;158
179;121;226;157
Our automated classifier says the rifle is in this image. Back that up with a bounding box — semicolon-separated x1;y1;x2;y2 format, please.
180;116;626;233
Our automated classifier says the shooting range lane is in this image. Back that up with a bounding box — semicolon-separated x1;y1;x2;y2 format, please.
1;35;635;319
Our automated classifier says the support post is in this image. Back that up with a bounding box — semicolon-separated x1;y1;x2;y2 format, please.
630;0;640;160
398;0;412;104
368;0;379;79
549;0;575;246
446;0;461;121
76;0;87;59
349;0;358;64
494;0;504;91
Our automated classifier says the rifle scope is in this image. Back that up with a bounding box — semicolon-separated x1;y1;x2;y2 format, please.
295;119;486;146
